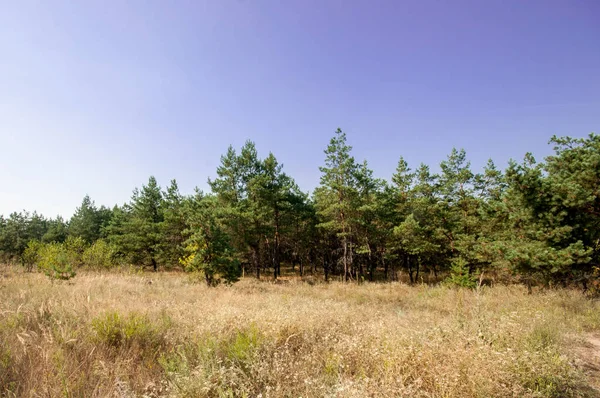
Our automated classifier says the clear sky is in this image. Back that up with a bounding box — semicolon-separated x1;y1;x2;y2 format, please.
1;0;598;219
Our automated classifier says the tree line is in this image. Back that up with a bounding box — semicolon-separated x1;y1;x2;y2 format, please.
1;130;598;288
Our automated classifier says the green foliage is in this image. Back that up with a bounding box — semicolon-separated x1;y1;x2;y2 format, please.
20;237;87;280
0;211;50;262
108;176;164;271
37;242;77;281
82;239;117;269
69;195;106;244
159;180;187;269
446;257;477;288
63;236;86;266
1;131;598;290
314;128;359;281
42;216;68;243
500;134;600;285
22;240;42;272
181;194;241;286
208;141;305;280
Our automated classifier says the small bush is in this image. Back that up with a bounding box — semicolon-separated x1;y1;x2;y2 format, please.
37;243;76;281
27;237;88;281
63;236;86;267
82;239;117;269
21;240;42;272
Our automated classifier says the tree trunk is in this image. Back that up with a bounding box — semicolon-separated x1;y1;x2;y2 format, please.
383;254;388;281
349;241;354;281
252;246;260;280
343;236;348;282
415;257;420;283
274;207;281;279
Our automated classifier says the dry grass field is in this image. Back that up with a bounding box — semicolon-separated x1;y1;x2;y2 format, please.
2;267;600;397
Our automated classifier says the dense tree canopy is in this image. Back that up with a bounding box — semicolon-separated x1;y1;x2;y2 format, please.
1;131;598;288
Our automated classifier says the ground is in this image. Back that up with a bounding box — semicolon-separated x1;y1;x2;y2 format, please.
576;334;600;395
1;267;600;397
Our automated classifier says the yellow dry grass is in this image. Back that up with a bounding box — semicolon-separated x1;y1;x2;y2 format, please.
1;266;600;397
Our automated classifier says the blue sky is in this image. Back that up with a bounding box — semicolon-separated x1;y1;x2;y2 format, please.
1;0;598;218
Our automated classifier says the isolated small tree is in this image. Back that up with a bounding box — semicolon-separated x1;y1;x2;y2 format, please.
37;242;76;281
446;257;477;288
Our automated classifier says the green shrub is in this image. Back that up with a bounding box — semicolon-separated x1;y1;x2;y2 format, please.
31;237;91;280
82;240;116;269
37;242;76;281
21;240;42;272
63;236;86;267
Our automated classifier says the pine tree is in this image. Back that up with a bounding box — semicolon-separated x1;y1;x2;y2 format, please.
69;195;102;244
181;193;241;285
438;148;481;277
254;153;298;279
354;160;384;281
42;216;68;243
314;128;358;281
499;135;599;288
209;142;266;278
395;163;444;282
386;157;415;280
159;179;187;268
111;177;164;271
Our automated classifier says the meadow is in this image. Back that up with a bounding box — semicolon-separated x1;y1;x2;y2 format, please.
2;267;600;397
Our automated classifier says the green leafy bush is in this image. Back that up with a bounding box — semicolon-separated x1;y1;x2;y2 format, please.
37;242;76;280
82;239;116;269
63;236;86;267
21;240;42;272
